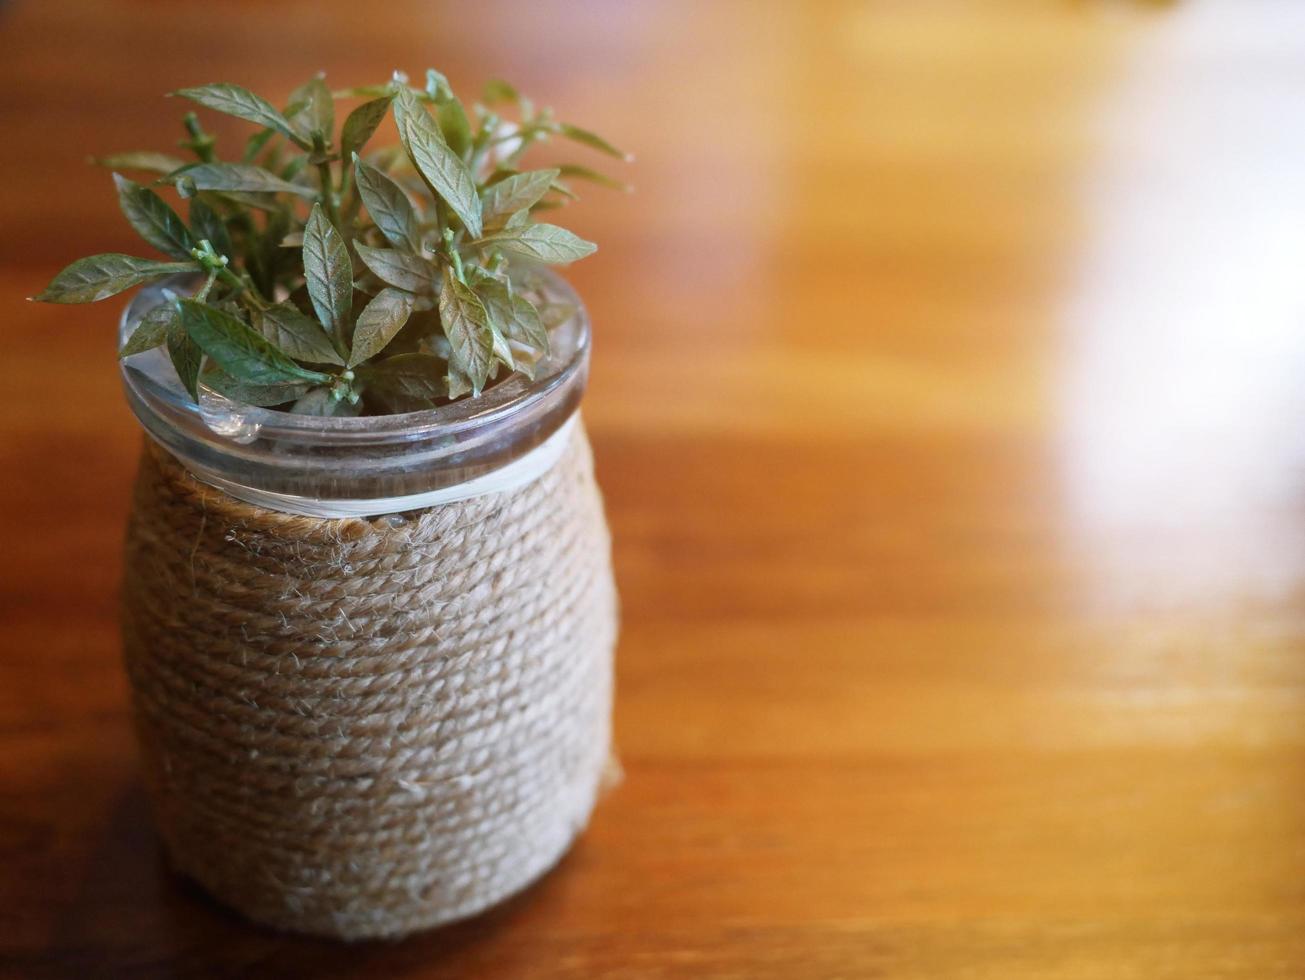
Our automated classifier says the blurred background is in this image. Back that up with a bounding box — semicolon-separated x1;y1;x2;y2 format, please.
3;2;1304;977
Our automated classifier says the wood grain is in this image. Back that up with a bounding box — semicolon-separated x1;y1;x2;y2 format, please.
2;1;1304;977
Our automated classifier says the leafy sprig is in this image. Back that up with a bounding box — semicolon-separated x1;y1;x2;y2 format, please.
35;70;628;416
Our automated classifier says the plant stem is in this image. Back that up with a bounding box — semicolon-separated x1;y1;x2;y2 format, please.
217;267;268;310
317;160;342;229
182;112;216;163
469;112;500;179
194;269;218;302
442;228;465;283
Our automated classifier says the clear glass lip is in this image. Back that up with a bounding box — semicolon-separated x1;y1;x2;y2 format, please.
119;269;590;505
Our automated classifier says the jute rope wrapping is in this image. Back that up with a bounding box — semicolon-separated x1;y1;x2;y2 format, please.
120;421;617;940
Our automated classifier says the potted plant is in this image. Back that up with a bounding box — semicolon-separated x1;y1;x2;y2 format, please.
34;70;629;940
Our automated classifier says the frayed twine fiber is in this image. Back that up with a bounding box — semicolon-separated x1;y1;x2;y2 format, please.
121;422;618;940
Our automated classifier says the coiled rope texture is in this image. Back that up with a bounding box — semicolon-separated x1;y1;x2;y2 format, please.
121;423;617;940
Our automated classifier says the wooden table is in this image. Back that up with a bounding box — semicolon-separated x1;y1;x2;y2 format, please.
3;2;1303;977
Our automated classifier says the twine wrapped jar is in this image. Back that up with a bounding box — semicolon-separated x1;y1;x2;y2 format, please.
116;272;617;940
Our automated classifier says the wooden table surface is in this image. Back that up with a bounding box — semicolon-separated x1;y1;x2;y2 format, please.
3;2;1304;977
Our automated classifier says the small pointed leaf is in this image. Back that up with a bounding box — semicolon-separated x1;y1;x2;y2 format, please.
354;243;437;293
201;365;312;406
358;352;449;411
507;294;549;352
242;128;277;164
394;87;482;237
167;322;204;400
34;254;196;304
350;288;415;367
353;157;421;252
437;96;473;159
187;197;233;259
475;223;597;264
445;362;473;399
119;303;178;358
94;152;188;175
438;265;495;393
481;79;521;106
480;169;559;226
302;203;354;340
537;301;578;329
557;163;631;192
287;76;333;142
340;96;393;163
173;84;307;147
113;174;196;260
178;300;330;385
556;122;631;160
256;302;345;366
172;162;314;197
474;278;550;357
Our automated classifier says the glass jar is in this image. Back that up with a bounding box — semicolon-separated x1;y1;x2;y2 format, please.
117;271;617;939
119;269;590;515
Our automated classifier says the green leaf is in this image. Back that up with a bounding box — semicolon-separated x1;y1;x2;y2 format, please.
113;174;196;260
481;78;521;106
302;203;354;341
419;327;451;359
557;163;631;192
167;321;203;400
394;87;482;237
512;343;544;381
256;302;345;366
250;208;291;297
173;84;306;147
331;83;395;99
424;69;452;100
547;177;577;201
445;362;474;399
33;254;195;304
354;242;437;293
507;293;549;352
353;156;421;252
187;197;233;259
119;303;178;357
438;265;495;393
473;277;548;355
281;155;309;181
437;96;473;159
556;122;631;161
193;189;284;213
350;287;415;367
288;76;333;142
242;128;278;164
94;151;187;175
290;387;357;416
340;96;392;164
201;365;312;406
537;301;578;329
358;352;448;405
172;162;314;197
475;223;597;264
178;300;330;385
480;168;559;226
483;167;520;188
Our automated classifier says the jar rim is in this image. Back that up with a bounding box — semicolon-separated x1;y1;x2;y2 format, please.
119;268;590;449
117;269;591;512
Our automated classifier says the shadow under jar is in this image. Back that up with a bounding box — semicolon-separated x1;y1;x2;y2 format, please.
117;271;618;940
